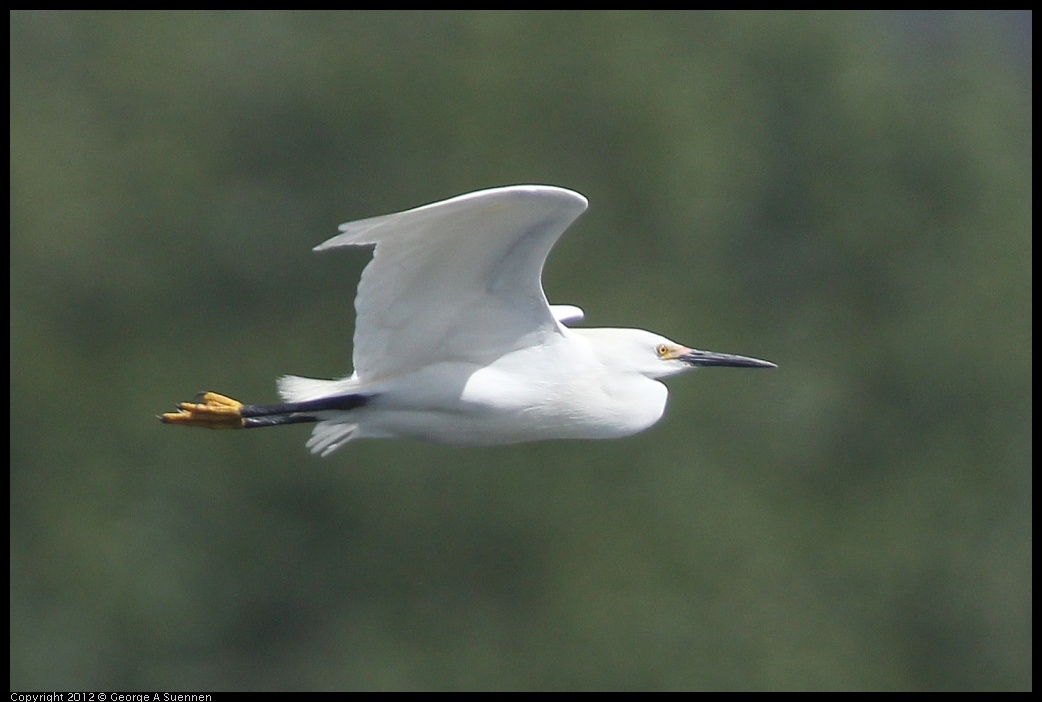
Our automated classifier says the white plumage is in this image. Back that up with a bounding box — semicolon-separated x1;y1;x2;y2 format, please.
162;185;774;455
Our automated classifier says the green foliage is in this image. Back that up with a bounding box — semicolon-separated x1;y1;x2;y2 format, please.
11;10;1030;691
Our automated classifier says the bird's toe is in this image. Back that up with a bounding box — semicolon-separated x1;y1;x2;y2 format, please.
160;392;246;429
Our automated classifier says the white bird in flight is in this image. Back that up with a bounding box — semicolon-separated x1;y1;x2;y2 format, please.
161;185;775;456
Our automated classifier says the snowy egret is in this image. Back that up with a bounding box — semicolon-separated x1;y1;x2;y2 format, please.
161;185;775;456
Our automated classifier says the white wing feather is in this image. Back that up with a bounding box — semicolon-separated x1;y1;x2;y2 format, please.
550;305;584;326
314;185;588;382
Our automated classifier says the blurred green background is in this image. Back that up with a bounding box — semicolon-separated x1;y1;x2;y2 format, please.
10;11;1031;691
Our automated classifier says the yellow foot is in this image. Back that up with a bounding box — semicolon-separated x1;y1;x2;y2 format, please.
160;392;246;429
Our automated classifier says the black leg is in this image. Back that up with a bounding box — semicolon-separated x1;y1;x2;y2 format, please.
243;414;320;429
239;393;370;418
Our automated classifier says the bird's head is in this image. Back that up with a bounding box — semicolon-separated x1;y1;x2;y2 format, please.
578;328;776;380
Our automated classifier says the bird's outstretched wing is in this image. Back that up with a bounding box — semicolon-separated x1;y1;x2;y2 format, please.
314;185;589;382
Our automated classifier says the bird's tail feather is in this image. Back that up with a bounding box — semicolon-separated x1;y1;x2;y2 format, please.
277;374;357;402
307;421;360;457
278;375;366;456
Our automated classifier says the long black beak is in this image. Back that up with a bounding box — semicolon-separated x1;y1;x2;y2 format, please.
681;348;777;369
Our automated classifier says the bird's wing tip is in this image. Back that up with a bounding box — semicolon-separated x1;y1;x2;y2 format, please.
550;304;585;326
506;184;588;209
315;185;588;252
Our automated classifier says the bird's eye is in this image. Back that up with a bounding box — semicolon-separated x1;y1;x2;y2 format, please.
656;344;670;358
